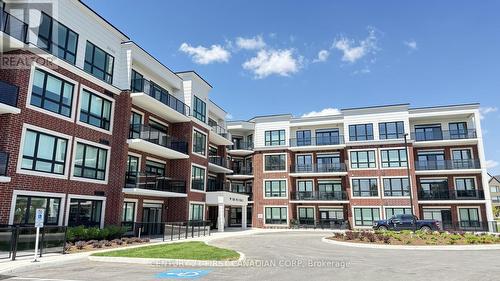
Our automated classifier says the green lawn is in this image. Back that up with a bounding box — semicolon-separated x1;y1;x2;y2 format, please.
92;241;239;261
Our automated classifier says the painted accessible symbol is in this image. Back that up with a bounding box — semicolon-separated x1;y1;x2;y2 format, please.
155;269;212;279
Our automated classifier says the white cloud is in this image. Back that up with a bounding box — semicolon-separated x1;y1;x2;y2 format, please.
235;36;266;50
485;160;499;169
332;27;378;63
404;40;417;51
179;43;231;64
302;108;341;118
313;50;330;63
242;49;302;79
225;113;234;120
479;107;498;119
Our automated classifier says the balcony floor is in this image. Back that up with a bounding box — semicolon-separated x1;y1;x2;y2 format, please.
130;92;191;123
208;163;233;174
127;139;189;160
122;188;187;198
0;103;20;114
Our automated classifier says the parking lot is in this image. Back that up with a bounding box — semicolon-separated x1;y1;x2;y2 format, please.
3;231;500;281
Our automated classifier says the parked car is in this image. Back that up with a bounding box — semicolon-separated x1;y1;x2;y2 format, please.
373;214;440;231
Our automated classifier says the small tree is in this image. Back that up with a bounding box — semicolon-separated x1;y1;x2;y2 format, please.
494;206;500;218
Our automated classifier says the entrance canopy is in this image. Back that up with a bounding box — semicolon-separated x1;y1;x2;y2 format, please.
206;191;248;206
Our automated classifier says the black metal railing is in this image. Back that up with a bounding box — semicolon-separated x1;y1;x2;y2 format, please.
294;219;349;230
414;159;481;170
211;124;229;138
229;141;253;151
290;163;347;173
131;78;190;116
124;172;186;193
129;124;188;154
231;166;253;175
206;180;231;192
418;189;485;200
0;9;28;43
440;221;497;232
208;156;230;168
0;151;8;176
289;135;345;147
0;80;19;108
411;129;477;142
123;221;211;241
291;191;348;201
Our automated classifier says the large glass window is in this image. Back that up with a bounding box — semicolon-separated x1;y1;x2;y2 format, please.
68;198;102;227
264;154;286;171
13;195;61;226
129;111;143;138
192;130;207;156
125;155;139;185
297;180;313;192
414;124;442;141
449;122;468;139
354;208;380;226
130;70;144;92
265;130;286;146
352;178;378;197
84;41;114;84
380;149;408;168
79;89;112;130
37;12;78;64
73;142;108;180
31;69;74;117
193;96;206;122
265;207;287;224
298;207;314;224
315;129;340;145
379;122;405;139
385;208;411;219
295;130;311;146
21;129;68;175
145;160;166;176
190;204;204;221
296;154;313;172
383;178;410;197
459;208;480;228
350;150;376;169
264;180;287;198
349;124;373;141
122;202;136;222
191;166;206;191
455;178;477;197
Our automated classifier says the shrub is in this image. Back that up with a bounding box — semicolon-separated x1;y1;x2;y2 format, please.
141;238;150;243
75;241;86;250
112;239;123;245
345;231;356;240
102;240;113;247
364;232;377;242
66;225;127;242
86;240;98;246
382;236;391;244
92;241;104;248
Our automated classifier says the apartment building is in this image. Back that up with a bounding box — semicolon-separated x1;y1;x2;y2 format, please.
227;104;495;231
489;175;500;219
0;0;249;233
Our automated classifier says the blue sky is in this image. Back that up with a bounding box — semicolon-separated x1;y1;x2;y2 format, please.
84;0;500;174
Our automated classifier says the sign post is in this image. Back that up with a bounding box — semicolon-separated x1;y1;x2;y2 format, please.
33;208;44;262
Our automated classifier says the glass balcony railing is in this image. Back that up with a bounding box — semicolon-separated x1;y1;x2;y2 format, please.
289;136;345;147
125;172;186;193
0;80;19;108
0;9;28;43
290;163;347;173
229;142;253;151
418;189;485;200
131;78;190;116
411;130;477;142
414;159;481;170
291;191;348;201
208;156;230;169
211;124;229;138
230;166;253;175
129;124;188;154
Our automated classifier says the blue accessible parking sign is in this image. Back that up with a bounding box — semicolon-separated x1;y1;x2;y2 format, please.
155;269;212;279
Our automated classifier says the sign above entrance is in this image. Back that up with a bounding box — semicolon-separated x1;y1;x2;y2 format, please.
206;191;248;206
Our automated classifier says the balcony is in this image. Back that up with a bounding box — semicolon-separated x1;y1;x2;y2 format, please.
289;136;345;151
0;80;20;114
209;124;232;146
127;124;189;159
418;189;485;201
0;151;10;183
130;79;191;123
0;9;28;51
414;160;481;175
208;156;233;174
289;163;347;177
411;130;478;147
227;142;254;156
123;172;187;197
227;166;253;180
290;191;348;202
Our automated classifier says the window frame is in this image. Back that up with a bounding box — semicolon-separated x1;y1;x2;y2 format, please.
379;121;405;140
380;149;408;168
349;124;374;141
37;12;79;65
383;178;410;197
351;178;379;197
77;87;114;132
71;139;109;183
190;165;206;192
264;130;286;146
84;41;115;84
385;207;412;219
12;195;62;226
20;129;69;176
264;206;288;225
264;180;287;198
353;207;380;227
192;129;207;157
350;150;377;169
193;95;206;123
67;197;103;227
189;203;205;221
264;154;287;172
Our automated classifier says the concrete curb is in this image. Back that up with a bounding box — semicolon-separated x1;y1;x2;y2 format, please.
321;237;500;251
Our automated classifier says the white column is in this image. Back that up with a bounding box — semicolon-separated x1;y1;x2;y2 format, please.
217;196;225;232
241;205;247;230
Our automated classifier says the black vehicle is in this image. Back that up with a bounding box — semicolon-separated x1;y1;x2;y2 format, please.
373;214;440;231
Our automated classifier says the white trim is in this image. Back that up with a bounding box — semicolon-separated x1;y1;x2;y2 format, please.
191;128;208;159
347;148;378;170
349;176;381;199
450;147;475;160
16;123;73;180
123;198;139;223
295;178;314;191
351;205;383;228
69;137;111;185
380;176;411;199
457;206;483;223
9;190;66;226
65;194;106;228
190;163;207;193
263;205;289;227
378;147;410;170
131;108;145;120
263;178;289;199
296;205;316;221
189;201;206;220
75;84;115;135
25;63;79;123
145;156;167;165
148;116;169;128
263;152;288;173
143;199;164;204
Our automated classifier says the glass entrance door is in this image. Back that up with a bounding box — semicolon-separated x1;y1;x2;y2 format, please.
142;203;162;235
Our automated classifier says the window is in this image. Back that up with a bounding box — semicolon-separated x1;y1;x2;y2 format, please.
13;195;61;226
385;208;412;219
383;178;410;197
190;204;204;221
419;179;448;198
349;124;373;141
380;149;408;168
129;111;143;138
84;41;114;84
379;122;404;139
193;96;206;122
315;129;340;145
455;178;477;197
459;208;480;228
316;154;341;172
37;12;78;64
452;149;473;168
295;130;311;146
354;208;380;226
319;208;344;220
265;207;287;224
79;89;112;130
192;130;207;156
416;151;445;170
264;180;287;198
449;122;468;139
130;70;144;92
208;118;218;128
296;154;313;172
350;150;376;169
21;129;68;175
297;180;313;192
145;160;166;176
73;142;108;181
414;124;442;141
31;69;75;117
191;166;205;191
68;198;102;227
122;202;135;222
125;155;139;185
352;179;378;197
264;154;286;171
265;130;285;146
298;207;314;224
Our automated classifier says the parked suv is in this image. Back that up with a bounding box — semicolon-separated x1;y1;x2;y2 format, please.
373;214;440;231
